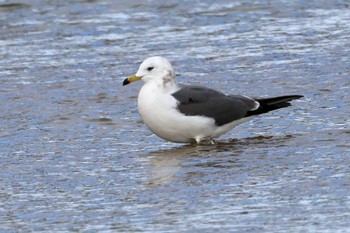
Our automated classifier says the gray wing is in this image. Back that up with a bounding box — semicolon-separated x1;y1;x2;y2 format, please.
172;85;259;126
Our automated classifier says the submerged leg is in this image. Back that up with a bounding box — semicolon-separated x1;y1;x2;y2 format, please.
193;136;217;145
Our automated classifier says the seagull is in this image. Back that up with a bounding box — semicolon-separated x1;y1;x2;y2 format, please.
123;56;302;143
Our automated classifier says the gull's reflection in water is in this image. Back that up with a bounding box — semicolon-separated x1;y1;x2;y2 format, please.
143;135;296;187
145;144;220;187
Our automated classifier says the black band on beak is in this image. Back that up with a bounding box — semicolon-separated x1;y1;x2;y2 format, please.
123;78;130;86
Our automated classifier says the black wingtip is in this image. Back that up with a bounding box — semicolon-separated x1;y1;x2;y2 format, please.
245;94;303;117
257;95;303;105
289;95;303;99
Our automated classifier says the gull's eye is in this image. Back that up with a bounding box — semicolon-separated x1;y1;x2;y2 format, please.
147;67;154;71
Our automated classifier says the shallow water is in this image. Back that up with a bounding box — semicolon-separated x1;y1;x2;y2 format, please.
1;0;349;232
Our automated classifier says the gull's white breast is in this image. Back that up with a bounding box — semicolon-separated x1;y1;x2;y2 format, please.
137;81;216;143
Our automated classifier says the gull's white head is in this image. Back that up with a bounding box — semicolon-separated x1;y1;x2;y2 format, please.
123;56;175;86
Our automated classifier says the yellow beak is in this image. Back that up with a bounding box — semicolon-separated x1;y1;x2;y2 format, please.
123;75;142;86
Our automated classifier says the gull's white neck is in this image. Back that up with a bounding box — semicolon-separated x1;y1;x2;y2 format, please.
142;75;178;94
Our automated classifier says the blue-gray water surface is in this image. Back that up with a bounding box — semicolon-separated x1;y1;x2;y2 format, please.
1;0;349;232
